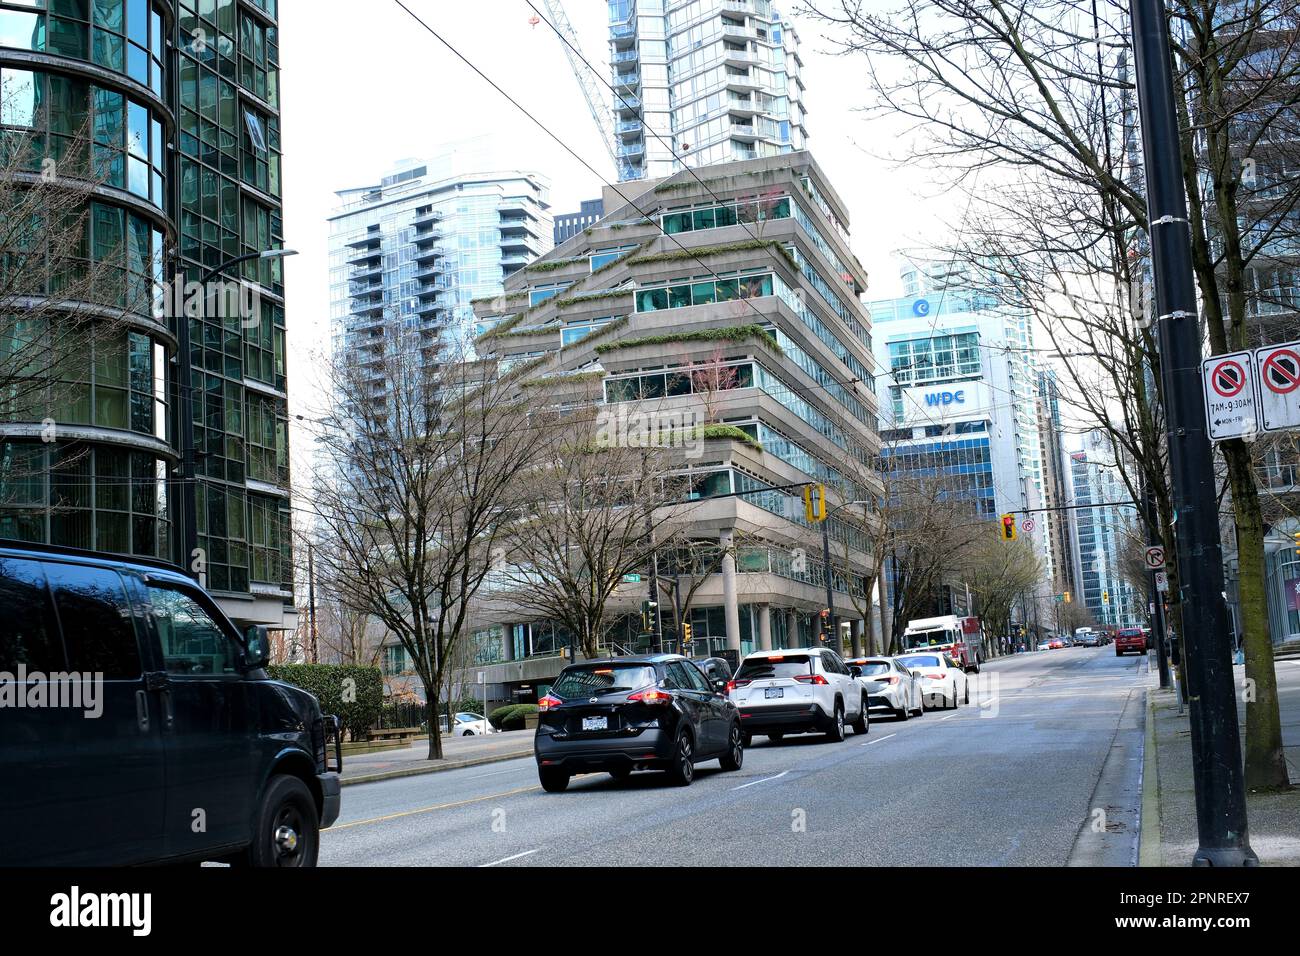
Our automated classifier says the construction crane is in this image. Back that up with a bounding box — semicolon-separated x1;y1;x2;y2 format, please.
539;1;619;172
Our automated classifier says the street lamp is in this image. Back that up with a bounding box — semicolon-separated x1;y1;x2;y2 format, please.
177;248;298;583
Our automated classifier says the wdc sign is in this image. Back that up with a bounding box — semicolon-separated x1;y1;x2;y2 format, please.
924;389;966;407
902;381;991;427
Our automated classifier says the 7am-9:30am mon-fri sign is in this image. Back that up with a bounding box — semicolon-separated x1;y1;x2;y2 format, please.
1201;350;1257;441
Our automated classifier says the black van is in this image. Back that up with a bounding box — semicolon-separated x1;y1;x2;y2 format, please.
0;540;341;867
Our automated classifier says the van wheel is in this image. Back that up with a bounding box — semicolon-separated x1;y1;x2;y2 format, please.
539;767;570;792
246;775;319;868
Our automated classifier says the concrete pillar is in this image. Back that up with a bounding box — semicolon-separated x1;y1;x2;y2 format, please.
720;529;741;652
758;604;773;651
786;608;799;648
501;624;514;663
850;618;864;657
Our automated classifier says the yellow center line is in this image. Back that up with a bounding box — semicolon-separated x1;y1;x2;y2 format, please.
325;785;542;832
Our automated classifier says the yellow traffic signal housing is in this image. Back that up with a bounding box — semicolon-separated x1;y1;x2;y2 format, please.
681;622;693;644
1064;591;1072;604
803;484;827;523
1102;590;1110;604
1293;531;1300;556
1000;514;1018;541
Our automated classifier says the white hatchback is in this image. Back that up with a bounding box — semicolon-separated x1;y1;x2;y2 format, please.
730;647;869;744
896;652;969;710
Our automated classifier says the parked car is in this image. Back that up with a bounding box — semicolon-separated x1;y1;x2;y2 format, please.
0;540;342;867
1036;639;1053;651
1115;627;1148;656
844;656;924;720
1049;638;1066;649
534;654;743;792
692;656;734;691
450;712;495;736
896;651;969;709
729;647;869;744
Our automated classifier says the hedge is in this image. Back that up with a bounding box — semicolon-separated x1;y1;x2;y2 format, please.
593;324;782;356
489;703;540;730
627;238;797;272
266;664;384;742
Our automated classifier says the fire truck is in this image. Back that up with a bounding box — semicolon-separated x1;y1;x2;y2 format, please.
901;615;984;673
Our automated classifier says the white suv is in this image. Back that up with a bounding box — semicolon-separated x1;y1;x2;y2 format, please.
730;647;869;744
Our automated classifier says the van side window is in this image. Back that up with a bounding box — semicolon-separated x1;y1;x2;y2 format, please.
44;564;141;678
0;558;63;671
148;585;240;676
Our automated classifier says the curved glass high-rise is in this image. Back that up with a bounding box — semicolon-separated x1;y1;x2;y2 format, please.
0;0;293;630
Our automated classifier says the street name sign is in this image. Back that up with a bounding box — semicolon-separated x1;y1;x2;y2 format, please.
1255;341;1300;433
1202;351;1257;441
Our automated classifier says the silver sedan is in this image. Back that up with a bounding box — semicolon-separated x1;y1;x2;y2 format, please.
846;657;925;720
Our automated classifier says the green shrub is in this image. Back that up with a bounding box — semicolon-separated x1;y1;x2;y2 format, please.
489;703;540;730
266;664;384;742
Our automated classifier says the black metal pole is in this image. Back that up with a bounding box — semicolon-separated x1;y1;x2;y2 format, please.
1129;0;1256;866
821;518;835;647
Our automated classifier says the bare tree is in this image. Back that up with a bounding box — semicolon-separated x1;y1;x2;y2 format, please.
960;535;1046;658
493;406;694;658
310;332;541;759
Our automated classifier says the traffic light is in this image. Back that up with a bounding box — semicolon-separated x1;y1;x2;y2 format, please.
1293;531;1300;556
1102;590;1110;605
1064;591;1072;604
640;599;657;631
681;621;693;646
803;483;827;523
1000;514;1018;541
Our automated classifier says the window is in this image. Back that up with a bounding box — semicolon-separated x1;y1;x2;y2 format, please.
0;559;61;671
148;584;240;676
45;563;141;678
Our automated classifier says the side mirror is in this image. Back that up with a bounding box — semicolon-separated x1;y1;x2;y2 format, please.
850;665;862;678
713;679;727;693
244;625;270;669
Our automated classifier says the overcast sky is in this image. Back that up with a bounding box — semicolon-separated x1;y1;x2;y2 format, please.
276;0;967;423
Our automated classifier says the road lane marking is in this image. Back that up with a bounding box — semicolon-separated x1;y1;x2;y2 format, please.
861;733;897;747
730;770;789;791
479;848;541;867
325;784;541;832
470;767;524;779
940;713;961;721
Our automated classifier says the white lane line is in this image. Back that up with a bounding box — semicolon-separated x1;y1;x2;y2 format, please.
470;767;521;779
731;770;790;791
861;733;897;747
940;713;961;721
479;848;541;868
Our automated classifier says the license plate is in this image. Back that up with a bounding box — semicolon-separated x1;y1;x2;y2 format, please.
582;716;608;731
765;687;784;699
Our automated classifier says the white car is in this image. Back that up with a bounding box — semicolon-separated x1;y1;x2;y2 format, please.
896;652;969;710
846;656;925;720
449;712;495;736
730;647;869;744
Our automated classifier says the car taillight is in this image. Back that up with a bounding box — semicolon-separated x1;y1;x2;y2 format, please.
726;680;738;693
925;673;945;681
539;694;563;710
627;686;672;704
731;678;752;688
794;674;828;685
885;675;900;685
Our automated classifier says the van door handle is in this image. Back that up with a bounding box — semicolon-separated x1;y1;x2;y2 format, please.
135;690;150;732
159;688;174;729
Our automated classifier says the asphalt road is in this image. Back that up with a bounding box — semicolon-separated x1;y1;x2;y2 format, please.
322;646;1148;866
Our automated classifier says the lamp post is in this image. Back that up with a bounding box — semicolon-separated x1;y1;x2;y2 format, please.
178;248;298;583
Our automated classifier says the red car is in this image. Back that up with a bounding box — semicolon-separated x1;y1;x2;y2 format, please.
1115;627;1147;656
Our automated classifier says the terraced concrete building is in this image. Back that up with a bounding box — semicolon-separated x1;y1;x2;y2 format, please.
466;152;880;703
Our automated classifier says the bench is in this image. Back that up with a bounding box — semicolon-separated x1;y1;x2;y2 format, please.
366;727;421;743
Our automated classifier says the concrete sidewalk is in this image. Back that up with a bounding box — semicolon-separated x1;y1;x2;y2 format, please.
340;729;534;786
1141;656;1300;865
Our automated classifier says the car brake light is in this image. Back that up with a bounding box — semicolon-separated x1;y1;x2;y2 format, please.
628;686;672;704
925;673;945;681
726;680;737;693
794;674;828;685
539;694;563;710
731;678;752;688
884;675;899;685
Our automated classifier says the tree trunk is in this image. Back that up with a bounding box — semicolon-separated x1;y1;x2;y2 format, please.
426;696;443;760
1223;441;1290;790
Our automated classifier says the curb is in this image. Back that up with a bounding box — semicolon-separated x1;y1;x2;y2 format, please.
341;748;534;786
1138;690;1163;867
